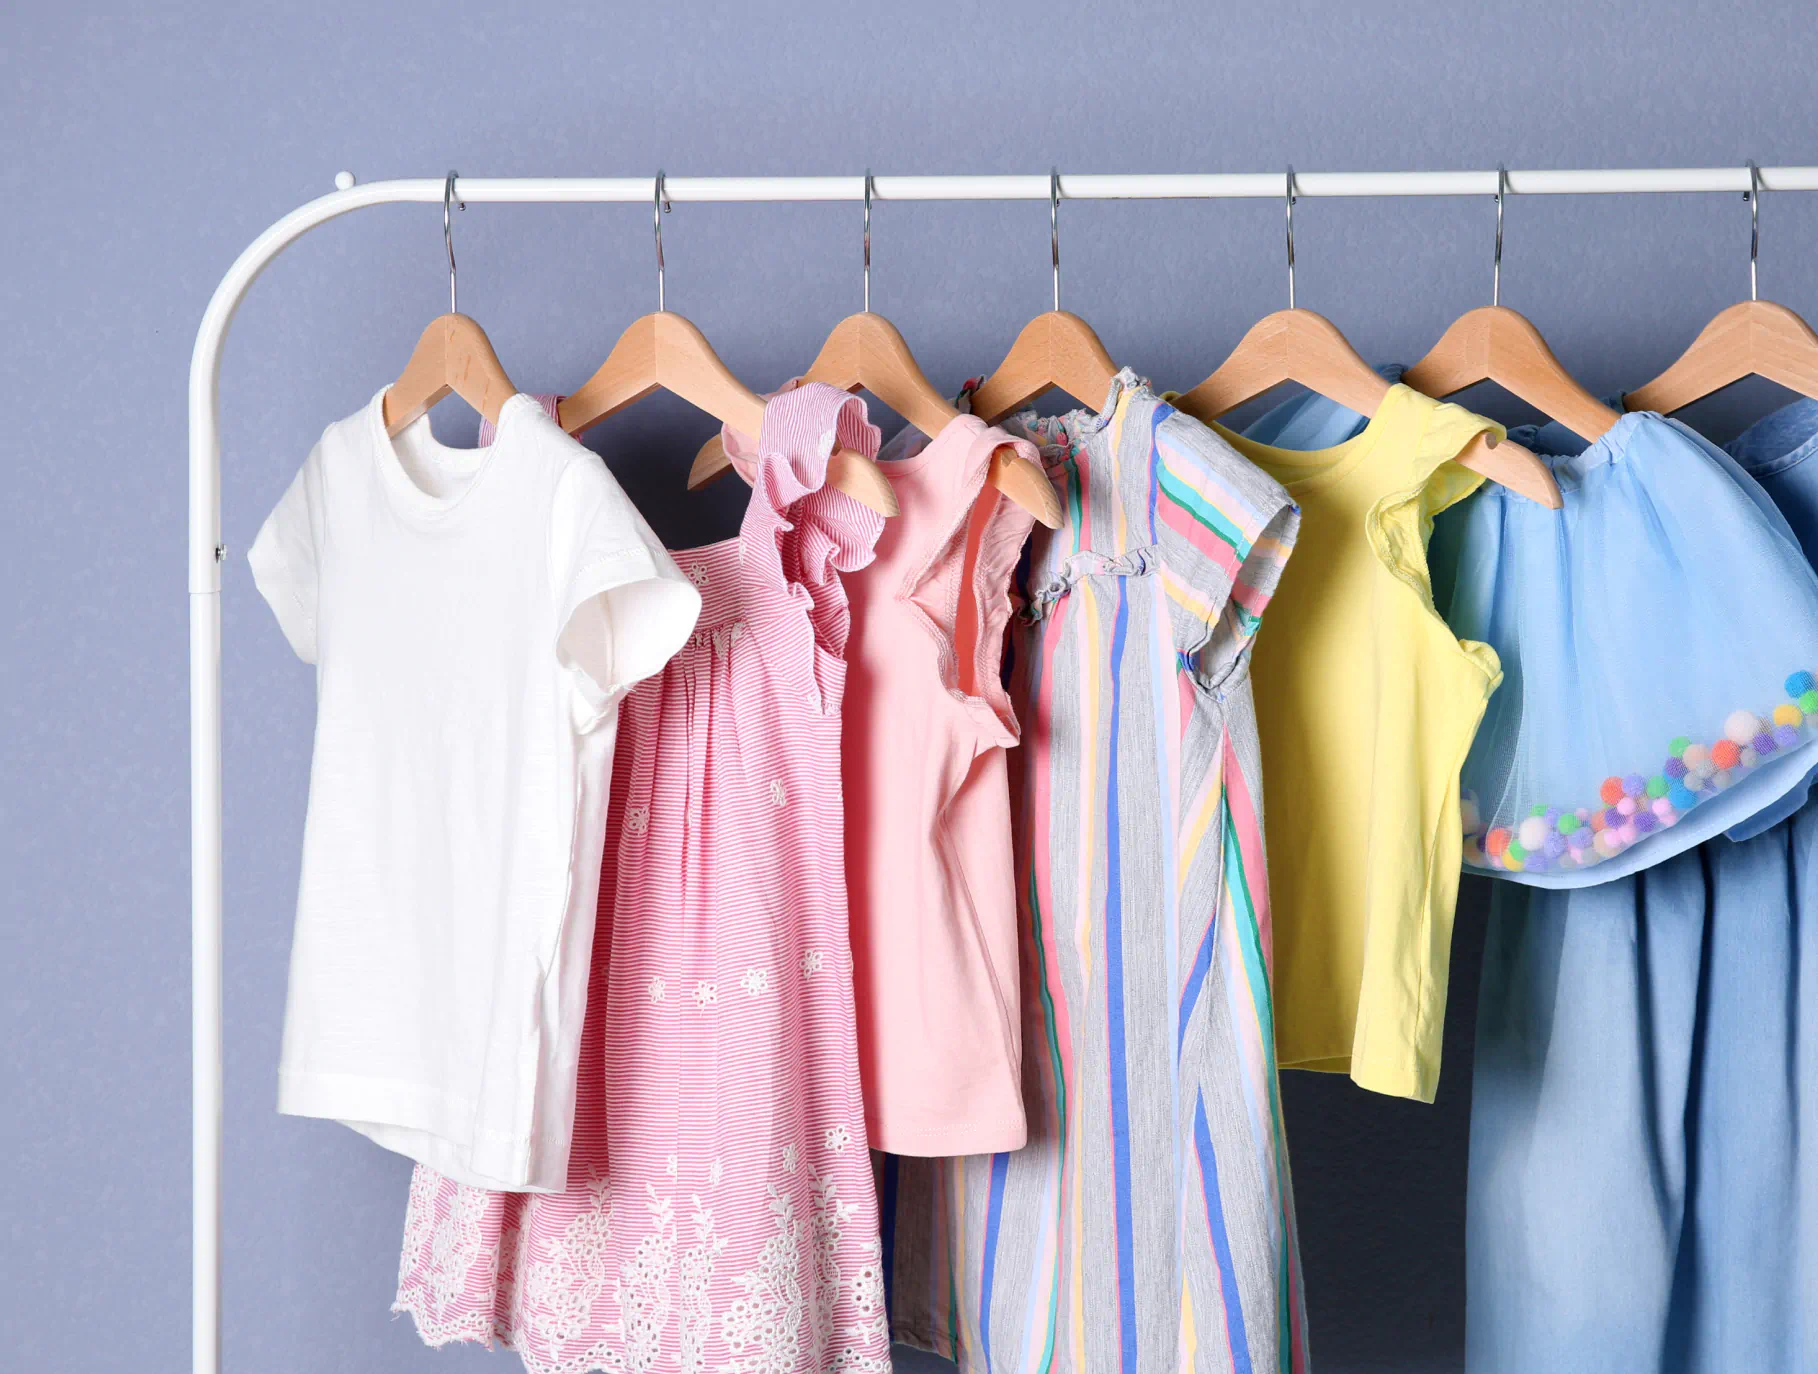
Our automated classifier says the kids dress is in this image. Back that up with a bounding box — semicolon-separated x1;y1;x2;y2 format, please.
841;413;1040;1157
887;371;1309;1374
394;385;893;1374
1464;398;1818;1374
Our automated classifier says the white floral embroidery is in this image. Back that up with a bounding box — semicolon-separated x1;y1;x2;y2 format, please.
694;981;718;1009
800;951;823;976
617;1183;675;1373
713;621;747;656
811;1174;890;1374
823;1126;851;1154
514;1171;622;1366
625;806;649;837
848;1240;886;1327
719;1182;807;1374
398;1175;489;1318
686;563;710;588
679;1195;726;1374
769;780;787;808
740;968;770;998
396;1150;891;1374
396;1165;438;1292
648;977;667;1003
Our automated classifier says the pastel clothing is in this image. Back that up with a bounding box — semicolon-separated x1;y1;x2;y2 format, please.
1465;396;1818;1374
1219;383;1504;1103
1689;397;1818;840
1436;414;1818;884
1250;381;1818;885
888;372;1309;1374
838;413;1040;1156
250;389;698;1191
1467;827;1818;1374
395;385;892;1374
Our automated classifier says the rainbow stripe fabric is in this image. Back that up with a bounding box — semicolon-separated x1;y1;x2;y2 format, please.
887;372;1309;1374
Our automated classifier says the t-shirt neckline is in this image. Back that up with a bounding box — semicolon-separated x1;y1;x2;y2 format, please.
366;388;535;521
1212;383;1411;494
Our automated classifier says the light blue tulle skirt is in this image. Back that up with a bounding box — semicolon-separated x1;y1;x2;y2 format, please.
1245;388;1818;887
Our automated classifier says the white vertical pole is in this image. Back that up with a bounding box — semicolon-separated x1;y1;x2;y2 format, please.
187;181;383;1374
189;584;222;1374
189;277;226;1374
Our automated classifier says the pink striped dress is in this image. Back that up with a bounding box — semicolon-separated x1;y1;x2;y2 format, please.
394;384;891;1374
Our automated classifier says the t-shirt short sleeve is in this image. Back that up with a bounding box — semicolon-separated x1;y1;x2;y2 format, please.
548;458;702;730
248;455;323;664
1368;393;1505;629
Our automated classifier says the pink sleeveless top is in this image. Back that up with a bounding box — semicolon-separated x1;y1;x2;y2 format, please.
741;410;1038;1155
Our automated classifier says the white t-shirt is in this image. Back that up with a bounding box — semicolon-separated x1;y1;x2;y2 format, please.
250;390;699;1191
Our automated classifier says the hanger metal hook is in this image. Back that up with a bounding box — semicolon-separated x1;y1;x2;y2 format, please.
1493;163;1507;307
1284;165;1297;310
863;169;873;313
654;169;671;312
1746;159;1762;302
443;170;462;316
1050;167;1062;313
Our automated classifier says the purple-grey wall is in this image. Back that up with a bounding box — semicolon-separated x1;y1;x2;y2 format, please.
7;2;1817;1370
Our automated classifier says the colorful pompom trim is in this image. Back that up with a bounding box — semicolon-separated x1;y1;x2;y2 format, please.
1464;666;1818;875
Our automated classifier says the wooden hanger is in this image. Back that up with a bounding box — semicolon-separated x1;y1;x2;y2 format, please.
967;171;1121;425
382;173;518;436
691;176;1059;526
1401;170;1619;444
968;311;1121;425
1626;163;1818;414
1402;307;1620;444
1172;169;1562;510
558;174;896;517
689;312;1063;528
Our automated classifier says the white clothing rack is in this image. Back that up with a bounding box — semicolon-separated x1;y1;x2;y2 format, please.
189;165;1818;1373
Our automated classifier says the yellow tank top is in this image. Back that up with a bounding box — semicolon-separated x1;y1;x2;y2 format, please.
1212;384;1503;1103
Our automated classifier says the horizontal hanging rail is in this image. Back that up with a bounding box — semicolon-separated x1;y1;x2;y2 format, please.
188;162;1818;1374
316;167;1818;207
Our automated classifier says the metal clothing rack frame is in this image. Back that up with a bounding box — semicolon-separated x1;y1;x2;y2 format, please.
188;165;1818;1373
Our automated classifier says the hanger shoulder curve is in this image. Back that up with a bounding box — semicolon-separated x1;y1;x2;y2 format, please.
970;311;1118;423
832;311;1061;522
561;312;895;516
1172;309;1391;423
383;313;517;436
1402;306;1619;443
558;312;766;438
1625;299;1818;415
690;312;1052;523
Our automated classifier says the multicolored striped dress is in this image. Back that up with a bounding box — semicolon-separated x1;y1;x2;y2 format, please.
886;370;1309;1374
